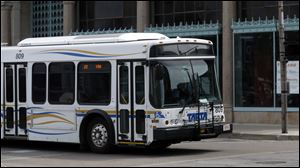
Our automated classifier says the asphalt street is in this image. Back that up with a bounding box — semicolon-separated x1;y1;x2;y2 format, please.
1;138;299;167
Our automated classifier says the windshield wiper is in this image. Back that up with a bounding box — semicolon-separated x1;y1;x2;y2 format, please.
179;99;187;114
179;67;196;113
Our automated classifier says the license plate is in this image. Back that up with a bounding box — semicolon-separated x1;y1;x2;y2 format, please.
223;124;231;132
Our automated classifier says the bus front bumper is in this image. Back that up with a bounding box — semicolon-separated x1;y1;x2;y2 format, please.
153;123;232;142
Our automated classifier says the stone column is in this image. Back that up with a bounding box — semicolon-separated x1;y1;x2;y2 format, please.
222;1;236;123
11;1;21;46
20;1;32;40
136;1;149;32
63;1;75;36
1;1;13;45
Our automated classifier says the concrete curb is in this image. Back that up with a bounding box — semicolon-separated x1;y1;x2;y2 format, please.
219;133;299;141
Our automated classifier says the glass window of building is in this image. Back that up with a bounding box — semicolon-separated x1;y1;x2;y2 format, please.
235;1;299;109
153;1;222;26
238;1;299;19
79;1;137;31
234;33;274;107
32;1;64;37
275;31;299;107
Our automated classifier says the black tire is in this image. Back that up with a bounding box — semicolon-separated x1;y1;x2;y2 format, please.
86;118;114;153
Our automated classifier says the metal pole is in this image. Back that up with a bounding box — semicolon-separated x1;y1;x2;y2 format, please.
278;1;288;133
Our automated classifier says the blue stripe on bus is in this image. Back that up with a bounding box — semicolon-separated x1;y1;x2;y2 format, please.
76;114;151;118
27;107;43;110
27;129;74;135
46;52;113;58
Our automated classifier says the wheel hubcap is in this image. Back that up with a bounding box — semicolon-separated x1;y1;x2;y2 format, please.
91;124;108;148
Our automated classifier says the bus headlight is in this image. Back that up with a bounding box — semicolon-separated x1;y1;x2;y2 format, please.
165;120;169;125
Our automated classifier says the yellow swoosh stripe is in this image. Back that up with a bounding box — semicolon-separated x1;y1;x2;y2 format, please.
27;114;74;125
118;141;146;145
44;49;141;56
33;120;73;126
75;109;116;114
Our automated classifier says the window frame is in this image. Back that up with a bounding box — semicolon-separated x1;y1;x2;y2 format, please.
77;61;112;106
48;62;75;105
5;68;14;103
119;65;129;105
32;63;47;104
135;65;145;105
18;68;27;103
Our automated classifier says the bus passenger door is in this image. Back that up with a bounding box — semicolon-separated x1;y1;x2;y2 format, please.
133;62;147;142
117;61;147;143
117;62;132;142
4;63;28;137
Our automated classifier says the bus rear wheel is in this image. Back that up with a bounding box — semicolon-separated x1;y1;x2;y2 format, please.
86;118;114;153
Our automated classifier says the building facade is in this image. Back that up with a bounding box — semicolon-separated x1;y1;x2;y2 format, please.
1;1;299;125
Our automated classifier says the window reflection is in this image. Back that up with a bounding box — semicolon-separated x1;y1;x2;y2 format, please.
32;63;47;104
79;1;137;30
275;31;299;107
238;1;299;19
78;62;111;105
49;62;75;105
235;33;274;107
153;1;222;26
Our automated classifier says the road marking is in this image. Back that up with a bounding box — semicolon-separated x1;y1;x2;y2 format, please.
135;150;297;167
2;157;31;161
7;150;39;154
3;153;66;161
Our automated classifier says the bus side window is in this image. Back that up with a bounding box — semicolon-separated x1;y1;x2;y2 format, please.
6;68;14;102
78;62;111;105
32;63;47;104
49;62;75;105
135;66;145;105
119;66;129;104
19;68;27;102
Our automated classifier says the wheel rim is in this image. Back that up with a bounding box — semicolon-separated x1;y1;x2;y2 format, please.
91;124;108;148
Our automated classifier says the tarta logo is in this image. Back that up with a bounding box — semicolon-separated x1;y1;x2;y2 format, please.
187;112;207;122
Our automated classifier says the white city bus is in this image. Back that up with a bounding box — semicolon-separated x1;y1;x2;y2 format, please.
1;33;232;153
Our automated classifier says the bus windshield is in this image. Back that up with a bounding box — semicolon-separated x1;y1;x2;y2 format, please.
150;59;221;109
150;43;214;57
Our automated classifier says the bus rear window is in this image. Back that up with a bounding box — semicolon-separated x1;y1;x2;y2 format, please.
150;43;214;57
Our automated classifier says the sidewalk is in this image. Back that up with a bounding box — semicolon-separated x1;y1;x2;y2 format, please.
219;123;299;140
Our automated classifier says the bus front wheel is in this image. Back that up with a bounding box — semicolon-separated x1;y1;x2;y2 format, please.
86;118;114;153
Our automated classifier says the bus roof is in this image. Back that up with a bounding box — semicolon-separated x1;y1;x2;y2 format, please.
1;43;8;46
17;33;170;47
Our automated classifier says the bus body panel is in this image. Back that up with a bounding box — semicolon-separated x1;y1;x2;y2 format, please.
1;33;231;148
